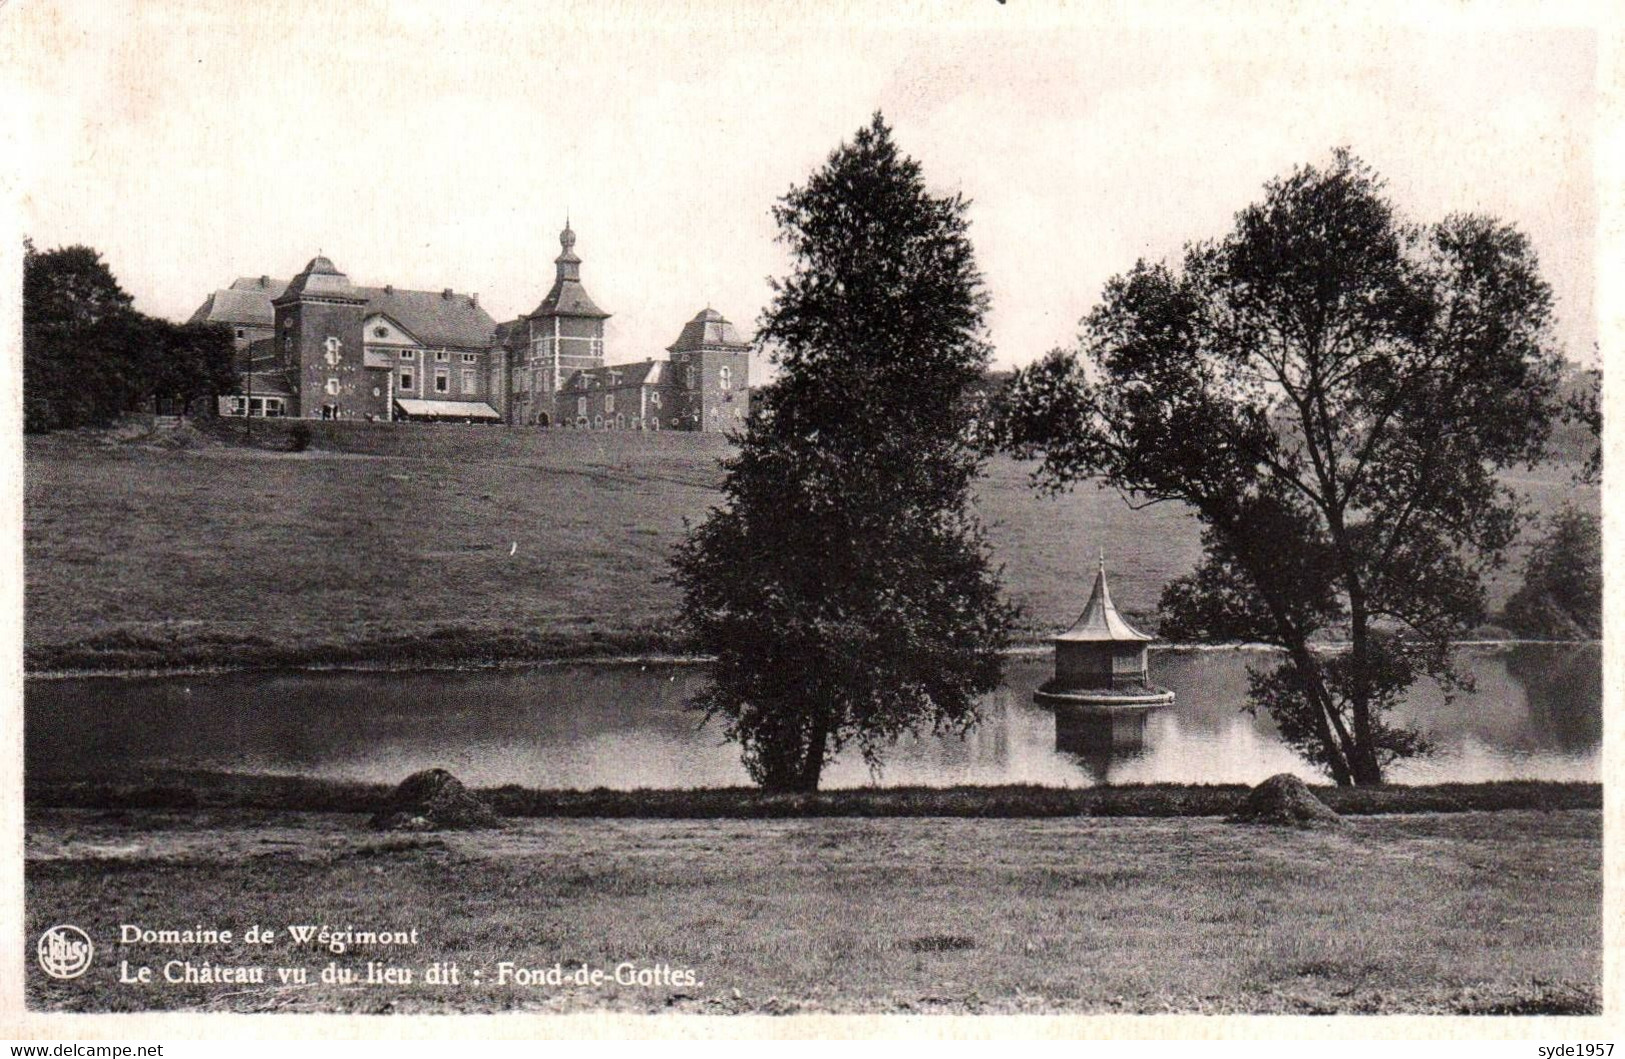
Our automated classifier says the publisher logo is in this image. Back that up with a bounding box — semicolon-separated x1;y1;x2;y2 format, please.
38;925;93;979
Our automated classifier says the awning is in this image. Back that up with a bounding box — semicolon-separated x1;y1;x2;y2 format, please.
394;398;502;420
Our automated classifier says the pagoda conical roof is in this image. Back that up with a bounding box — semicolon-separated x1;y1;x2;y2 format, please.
1055;557;1153;643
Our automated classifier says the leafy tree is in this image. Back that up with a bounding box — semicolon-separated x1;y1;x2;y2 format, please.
672;114;1016;792
991;150;1561;786
150;320;237;413
1501;507;1601;640
24;241;139;431
24;240;239;431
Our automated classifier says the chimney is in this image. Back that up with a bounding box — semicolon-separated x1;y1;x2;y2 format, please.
443;288;453;299
470;293;479;307
385;284;393;295
259;275;268;288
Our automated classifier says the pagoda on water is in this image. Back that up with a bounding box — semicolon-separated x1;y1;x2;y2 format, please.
1033;554;1175;710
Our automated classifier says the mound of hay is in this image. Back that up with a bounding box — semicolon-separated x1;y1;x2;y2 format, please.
370;768;501;831
1229;773;1345;829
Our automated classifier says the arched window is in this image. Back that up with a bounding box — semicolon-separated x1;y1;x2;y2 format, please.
577;396;587;416
593;415;603;429
650;417;660;431
616;413;626;430
650;390;662;409
718;365;732;391
606;392;616;414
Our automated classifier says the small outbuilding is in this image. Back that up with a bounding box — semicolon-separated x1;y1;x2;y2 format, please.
1034;556;1174;709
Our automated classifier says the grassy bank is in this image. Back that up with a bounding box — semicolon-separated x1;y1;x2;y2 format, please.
25;421;1596;672
25;770;1602;818
25;808;1600;1014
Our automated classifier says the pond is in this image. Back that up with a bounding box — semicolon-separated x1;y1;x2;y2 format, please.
25;645;1599;789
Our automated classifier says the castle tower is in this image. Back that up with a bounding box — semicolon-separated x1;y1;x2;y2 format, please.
271;254;374;420
666;307;752;432
514;222;610;424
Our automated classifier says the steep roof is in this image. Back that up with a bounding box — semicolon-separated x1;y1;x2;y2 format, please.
230;276;289;296
666;307;752;353
1055;558;1153;643
529;276;609;319
189;287;285;328
561;360;665;391
194;269;498;350
358;287;498;350
492;317;528;351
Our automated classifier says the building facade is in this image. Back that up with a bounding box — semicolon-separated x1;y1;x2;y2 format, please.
198;224;749;428
663;307;752;433
502;223;611;426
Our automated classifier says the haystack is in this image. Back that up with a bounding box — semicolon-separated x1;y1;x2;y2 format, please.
1229;773;1345;829
370;768;501;831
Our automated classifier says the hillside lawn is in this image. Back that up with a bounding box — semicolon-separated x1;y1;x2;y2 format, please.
24;419;1598;672
25;808;1599;1015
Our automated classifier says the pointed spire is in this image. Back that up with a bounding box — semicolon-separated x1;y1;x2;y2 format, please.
1055;554;1153;642
529;220;609;319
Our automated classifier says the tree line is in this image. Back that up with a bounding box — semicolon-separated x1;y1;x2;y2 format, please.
677;116;1598;791
24;240;237;433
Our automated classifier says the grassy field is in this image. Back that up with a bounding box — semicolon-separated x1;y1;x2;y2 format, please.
25;808;1599;1014
24;419;1598;670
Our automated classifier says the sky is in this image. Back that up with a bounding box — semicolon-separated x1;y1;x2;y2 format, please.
2;1;1602;371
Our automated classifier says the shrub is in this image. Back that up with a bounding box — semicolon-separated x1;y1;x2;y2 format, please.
1502;507;1601;639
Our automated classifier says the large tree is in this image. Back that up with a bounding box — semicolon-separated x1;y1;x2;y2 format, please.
24;241;139;432
149;319;238;414
991;151;1561;786
24;241;238;431
672;114;1016;792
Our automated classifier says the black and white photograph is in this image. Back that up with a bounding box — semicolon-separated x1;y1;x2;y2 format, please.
2;0;1613;1038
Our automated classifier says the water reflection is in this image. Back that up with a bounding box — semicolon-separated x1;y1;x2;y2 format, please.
1507;644;1603;753
1053;709;1151;784
23;644;1599;789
